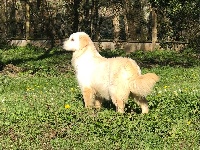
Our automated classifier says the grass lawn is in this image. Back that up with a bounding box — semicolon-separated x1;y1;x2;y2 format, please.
0;46;199;149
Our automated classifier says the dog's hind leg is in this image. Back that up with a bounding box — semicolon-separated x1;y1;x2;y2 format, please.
109;86;129;113
82;87;95;108
94;97;103;109
130;93;149;114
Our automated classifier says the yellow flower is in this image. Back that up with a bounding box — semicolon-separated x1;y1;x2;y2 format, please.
187;121;191;125
164;85;170;89
65;104;70;109
70;88;74;91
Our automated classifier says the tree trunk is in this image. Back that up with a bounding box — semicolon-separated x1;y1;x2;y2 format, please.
73;0;80;32
141;0;151;41
123;0;130;41
10;0;17;37
25;0;30;40
3;0;7;38
151;7;157;51
113;15;120;47
91;0;100;41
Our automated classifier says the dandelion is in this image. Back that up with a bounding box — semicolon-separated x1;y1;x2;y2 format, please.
164;85;170;89
65;104;70;109
187;121;191;125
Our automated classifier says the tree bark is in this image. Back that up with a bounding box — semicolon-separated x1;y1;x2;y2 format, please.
91;0;100;41
25;0;30;40
123;0;129;41
73;0;80;32
113;15;120;44
151;7;157;51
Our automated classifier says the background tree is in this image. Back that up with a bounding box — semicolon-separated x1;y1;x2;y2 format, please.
149;0;200;50
151;1;158;50
0;0;199;51
25;0;30;40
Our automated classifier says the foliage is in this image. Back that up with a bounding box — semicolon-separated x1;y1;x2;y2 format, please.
150;0;200;44
0;46;200;149
0;0;199;50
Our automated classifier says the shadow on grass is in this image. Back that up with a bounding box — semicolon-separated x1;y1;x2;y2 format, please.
75;93;142;114
5;48;72;66
0;46;74;75
101;101;142;114
100;49;200;68
0;61;4;71
2;46;199;72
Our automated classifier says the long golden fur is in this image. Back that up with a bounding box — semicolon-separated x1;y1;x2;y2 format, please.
63;32;159;113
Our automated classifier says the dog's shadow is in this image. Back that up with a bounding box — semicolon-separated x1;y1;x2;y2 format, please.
102;101;142;114
75;94;142;114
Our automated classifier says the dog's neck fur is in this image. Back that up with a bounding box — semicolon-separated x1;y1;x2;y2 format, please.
72;43;103;67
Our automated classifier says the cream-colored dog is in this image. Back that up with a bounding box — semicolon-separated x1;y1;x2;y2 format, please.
63;32;159;113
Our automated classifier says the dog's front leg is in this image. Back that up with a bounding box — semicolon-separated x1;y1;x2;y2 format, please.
82;87;94;108
112;98;125;113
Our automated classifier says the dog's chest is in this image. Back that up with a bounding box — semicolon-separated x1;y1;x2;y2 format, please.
73;54;96;86
72;53;110;99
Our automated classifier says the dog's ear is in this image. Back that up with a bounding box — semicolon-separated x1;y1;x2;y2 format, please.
79;34;90;50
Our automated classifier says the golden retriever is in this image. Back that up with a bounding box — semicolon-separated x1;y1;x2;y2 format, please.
63;32;159;113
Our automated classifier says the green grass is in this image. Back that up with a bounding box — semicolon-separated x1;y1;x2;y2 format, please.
0;46;199;149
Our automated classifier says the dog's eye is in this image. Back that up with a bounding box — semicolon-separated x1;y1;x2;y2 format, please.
71;38;74;41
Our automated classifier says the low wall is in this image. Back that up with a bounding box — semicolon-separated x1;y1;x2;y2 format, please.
10;40;53;49
10;39;187;52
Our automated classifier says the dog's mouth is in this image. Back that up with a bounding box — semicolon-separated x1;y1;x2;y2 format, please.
62;46;75;52
62;45;67;51
62;43;69;51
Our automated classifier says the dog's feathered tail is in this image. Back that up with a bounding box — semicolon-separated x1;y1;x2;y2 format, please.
131;73;159;97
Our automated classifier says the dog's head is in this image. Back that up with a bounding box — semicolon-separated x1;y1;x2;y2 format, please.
63;32;91;51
